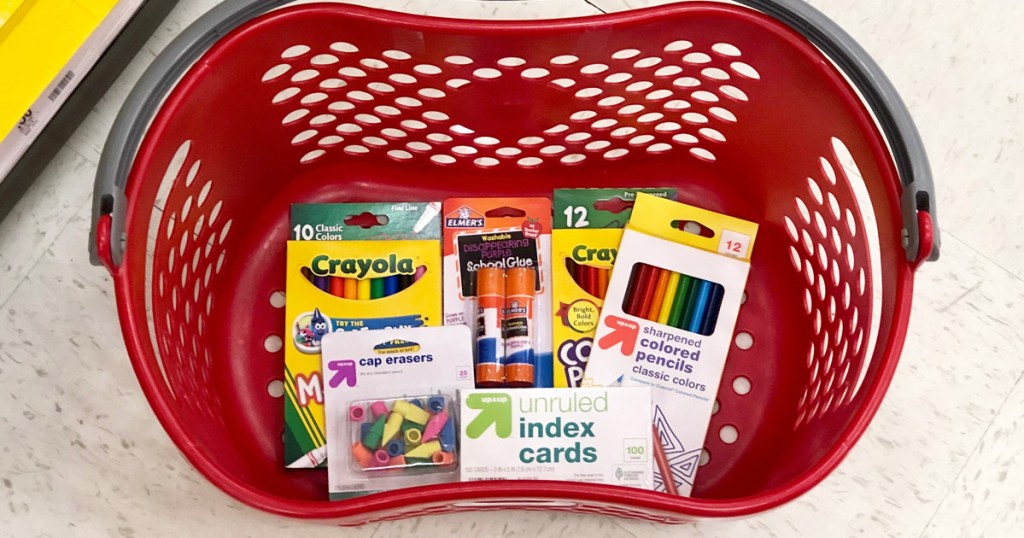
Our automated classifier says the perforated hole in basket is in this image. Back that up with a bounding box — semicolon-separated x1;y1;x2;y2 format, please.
788;138;881;429
263;38;758;168
145;139;232;425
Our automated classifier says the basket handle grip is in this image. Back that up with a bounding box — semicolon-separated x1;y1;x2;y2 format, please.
89;0;941;268
735;0;940;263
89;0;293;269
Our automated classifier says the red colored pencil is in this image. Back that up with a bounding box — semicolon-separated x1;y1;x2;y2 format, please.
652;424;679;496
634;265;662;318
625;264;654;317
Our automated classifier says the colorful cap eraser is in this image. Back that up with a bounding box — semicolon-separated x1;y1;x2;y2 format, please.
409;398;425;409
369;400;388;419
439;414;456;453
388;455;406;468
405;440;441;459
404;428;422;446
349;404;366;422
427;396;445;414
386;437;406;458
400;420;420;433
363;414;387;449
382;411;404;444
374;449;390;467
422;411;447;442
405;457;432;466
352;442;374;468
392;399;430;425
360;421;373;440
432;451;454;466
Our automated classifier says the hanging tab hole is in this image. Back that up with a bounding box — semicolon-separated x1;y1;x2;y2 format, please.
672;220;715;238
593;196;633;214
344;212;389;228
485;206;527;218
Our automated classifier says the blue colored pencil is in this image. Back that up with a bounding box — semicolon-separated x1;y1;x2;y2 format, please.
699;283;725;336
687;279;713;333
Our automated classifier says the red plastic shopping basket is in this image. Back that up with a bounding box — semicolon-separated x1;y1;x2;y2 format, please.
88;0;938;524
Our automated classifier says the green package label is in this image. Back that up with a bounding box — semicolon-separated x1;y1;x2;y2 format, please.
553;189;677;230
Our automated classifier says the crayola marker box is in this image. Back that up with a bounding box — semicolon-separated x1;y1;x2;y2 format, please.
442;197;553;388
583;193;758;496
459;387;653;488
552;188;676;387
283;202;442;468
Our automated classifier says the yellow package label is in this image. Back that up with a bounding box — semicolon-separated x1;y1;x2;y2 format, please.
626;194;758;261
552;228;624;387
283;239;441;468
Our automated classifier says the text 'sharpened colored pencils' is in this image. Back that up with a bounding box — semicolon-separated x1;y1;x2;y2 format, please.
647;268;671;321
658;272;680;324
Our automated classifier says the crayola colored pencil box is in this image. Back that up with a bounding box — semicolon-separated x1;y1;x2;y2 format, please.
442;197;553;388
283;202;442;468
321;325;474;499
552;188;676;388
583;193;758;496
459;387;653;488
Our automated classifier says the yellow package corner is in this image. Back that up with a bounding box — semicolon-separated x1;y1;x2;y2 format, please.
0;0;117;135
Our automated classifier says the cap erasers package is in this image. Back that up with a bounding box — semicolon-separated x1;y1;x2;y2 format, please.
583;193;758;496
321;325;475;499
442;197;552;388
551;188;676;387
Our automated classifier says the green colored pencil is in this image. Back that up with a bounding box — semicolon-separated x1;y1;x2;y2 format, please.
667;274;693;328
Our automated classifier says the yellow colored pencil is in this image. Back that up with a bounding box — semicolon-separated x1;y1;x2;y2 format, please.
658;272;680;324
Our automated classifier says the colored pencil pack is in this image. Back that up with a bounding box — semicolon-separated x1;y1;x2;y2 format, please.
320;325;475;499
582;193;758;496
551;188;676;388
284;202;443;468
442;197;553;388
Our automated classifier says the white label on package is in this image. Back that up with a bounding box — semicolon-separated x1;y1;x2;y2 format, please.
459;387;653;488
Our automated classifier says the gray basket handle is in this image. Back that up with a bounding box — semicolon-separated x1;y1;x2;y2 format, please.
89;0;940;268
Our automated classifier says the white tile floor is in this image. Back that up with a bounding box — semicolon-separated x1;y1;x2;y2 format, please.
1;0;1021;536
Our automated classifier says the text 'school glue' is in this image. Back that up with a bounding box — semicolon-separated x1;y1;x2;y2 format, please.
504;267;536;387
475;267;505;387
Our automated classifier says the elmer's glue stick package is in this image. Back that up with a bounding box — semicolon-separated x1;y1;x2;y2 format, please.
583;193;758;496
283;202;442;468
459;387;653;488
442;197;553;388
321;325;475;499
552;188;676;387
